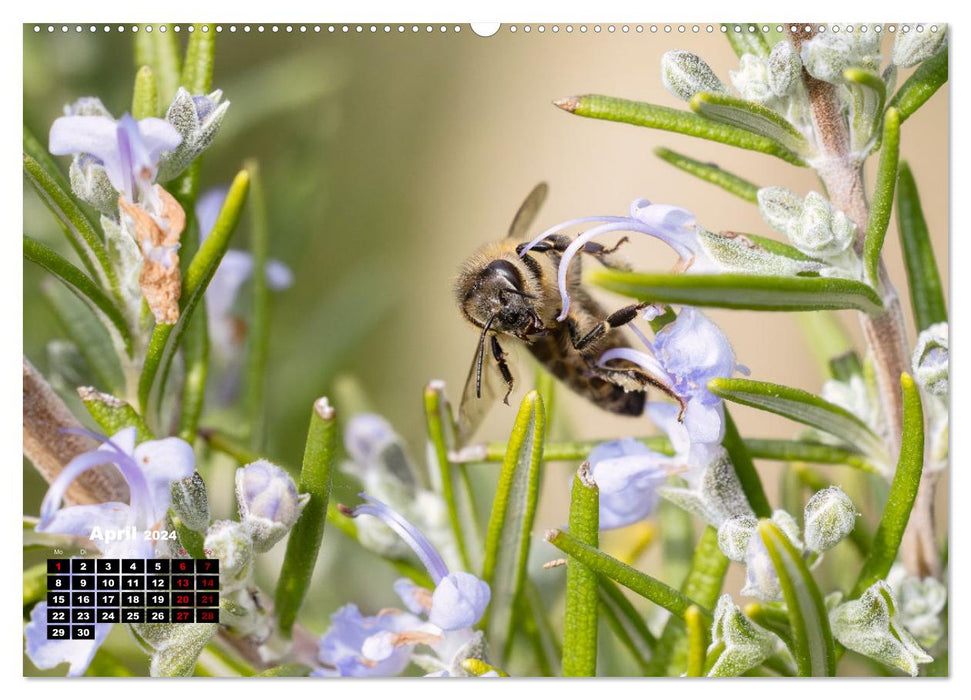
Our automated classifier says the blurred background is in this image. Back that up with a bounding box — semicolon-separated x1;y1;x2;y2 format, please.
24;25;947;674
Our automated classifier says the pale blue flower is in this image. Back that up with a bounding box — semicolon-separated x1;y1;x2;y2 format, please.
318;495;491;676
583;309;742;530
235;460;309;552
520;199;706;321
50;111;181;206
195;188;294;361
26;427;194;676
587;438;669;530
35;426;194;557
24;594;112;677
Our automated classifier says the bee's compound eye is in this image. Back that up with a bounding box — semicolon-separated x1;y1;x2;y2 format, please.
485;259;523;291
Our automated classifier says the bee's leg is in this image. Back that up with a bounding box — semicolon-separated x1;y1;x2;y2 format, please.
569;302;651;353
517;235;631;270
491;335;515;405
592;364;687;419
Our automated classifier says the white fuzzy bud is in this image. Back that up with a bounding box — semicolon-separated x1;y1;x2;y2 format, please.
661;50;728;102
157;88;231;181
235;459;309;552
912;322;948;397
707;595;778;677
69;154;118;215
770;509;804;552
830;581;932;676
800;32;882;84
729;54;772;103
204;520;254;591
170;472;210;533
767;41;802;97
717;515;758;562
740;530;781;601
757;187;804;235
889;567;947;648
789;191;855;257
804;486;856;552
892;25;947;68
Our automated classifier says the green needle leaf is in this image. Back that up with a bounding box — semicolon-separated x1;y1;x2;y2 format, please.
709;377;889;465
79;387;153;442
887;46;948;123
132;66;159;120
424;381;473;571
181;24;215;95
689;92;811;157
598;578;655;670
844;68;887;152
23;148;118;295
554;94;806;166
590;270;884;315
863;108;901;286
649;526;728;675
546;528;708;622
562;464;599;677
242;161;271;447
852;374;925;598
138;169;250;413
134;24;182;107
723;411;772;518
43;282;124;394
685;605;708;676
654;147;760;202
482;390;545;662
896;161;947;330
24;236;131;356
722;24;770;58
275;397;337;636
759;520;836;676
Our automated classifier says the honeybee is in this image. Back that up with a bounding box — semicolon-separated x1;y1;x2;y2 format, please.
454;183;684;440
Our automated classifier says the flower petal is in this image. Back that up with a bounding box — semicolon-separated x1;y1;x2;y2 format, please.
132;437;195;523
429;572;491;630
590;450;669;529
25;602;111;676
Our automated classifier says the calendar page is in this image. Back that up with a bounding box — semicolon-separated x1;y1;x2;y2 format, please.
22;18;948;679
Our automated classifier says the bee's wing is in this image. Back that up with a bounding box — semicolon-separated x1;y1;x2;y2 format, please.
458;337;507;445
507;182;549;240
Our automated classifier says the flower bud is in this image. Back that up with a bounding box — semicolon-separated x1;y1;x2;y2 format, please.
830;581;932;676
717;515;758;562
344;413;419;490
707;595;778;677
789;191;855;257
912;322;948;397
892;25;947;68
800;32;881;84
661;50;728;102
157;88;230;181
770;509;803;552
235;460;309;552
429;572;491;631
740;531;780;601
729;54;772;103
146;621;219;677
767;41;802;97
65;96;112;117
204;519;253;591
889;566;947;647
170;471;210;533
757;187;804;235
68;154;119;215
804;486;856;552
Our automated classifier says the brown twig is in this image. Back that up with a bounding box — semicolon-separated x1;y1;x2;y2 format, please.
789;26;939;578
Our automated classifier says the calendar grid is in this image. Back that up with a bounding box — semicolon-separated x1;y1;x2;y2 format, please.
46;558;220;639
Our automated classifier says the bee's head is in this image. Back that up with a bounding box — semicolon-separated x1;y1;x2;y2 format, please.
457;256;544;339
